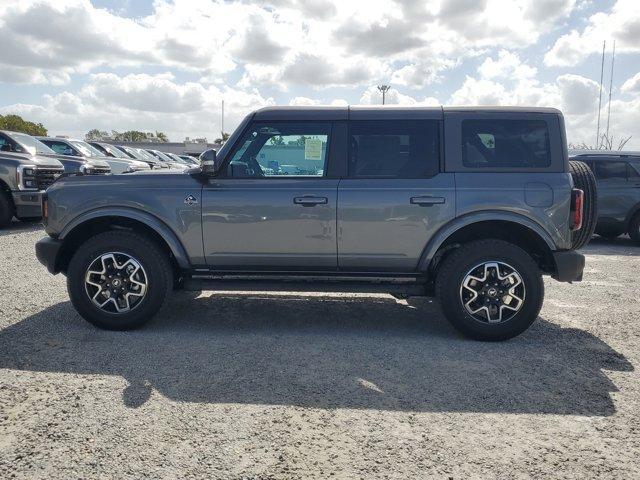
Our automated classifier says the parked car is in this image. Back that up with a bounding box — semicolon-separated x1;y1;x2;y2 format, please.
145;149;188;170
2;131;109;177
570;150;640;243
88;142;151;172
178;154;199;165
35;106;596;341
37;137;147;174
113;145;166;169
35;137;112;175
0;131;65;227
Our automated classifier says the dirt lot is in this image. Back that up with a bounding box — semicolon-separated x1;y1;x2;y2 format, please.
0;222;639;479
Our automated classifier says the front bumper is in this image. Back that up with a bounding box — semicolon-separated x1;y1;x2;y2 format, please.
12;190;44;219
552;250;585;282
35;237;63;274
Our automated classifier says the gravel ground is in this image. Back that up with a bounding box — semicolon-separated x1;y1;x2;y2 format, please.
0;222;639;479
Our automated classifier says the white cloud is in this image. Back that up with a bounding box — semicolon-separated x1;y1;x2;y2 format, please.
0;73;274;140
478;51;537;80
288;97;320;106
545;0;640;67
359;86;439;106
621;72;640;95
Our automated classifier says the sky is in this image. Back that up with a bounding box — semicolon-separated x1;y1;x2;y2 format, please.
0;0;639;147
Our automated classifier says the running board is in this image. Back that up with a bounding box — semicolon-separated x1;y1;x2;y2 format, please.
183;274;429;296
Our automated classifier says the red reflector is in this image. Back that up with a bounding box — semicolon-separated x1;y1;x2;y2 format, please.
571;189;583;231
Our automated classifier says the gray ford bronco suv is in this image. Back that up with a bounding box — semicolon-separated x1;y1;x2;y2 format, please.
35;106;596;340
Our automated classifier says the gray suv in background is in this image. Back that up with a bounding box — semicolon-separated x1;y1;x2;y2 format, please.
35;106;596;341
570;150;640;244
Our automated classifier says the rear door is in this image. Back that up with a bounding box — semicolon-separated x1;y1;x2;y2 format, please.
337;110;455;272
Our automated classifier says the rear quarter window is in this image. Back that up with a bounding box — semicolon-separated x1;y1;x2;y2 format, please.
462;120;551;169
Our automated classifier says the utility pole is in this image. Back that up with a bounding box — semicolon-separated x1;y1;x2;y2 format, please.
605;40;616;142
221;100;225;139
377;85;391;105
596;41;605;148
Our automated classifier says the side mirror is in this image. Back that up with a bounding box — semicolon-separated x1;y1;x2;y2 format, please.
200;149;221;175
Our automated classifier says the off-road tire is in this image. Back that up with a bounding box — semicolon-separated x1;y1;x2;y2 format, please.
569;160;597;249
436;239;544;341
0;190;14;229
67;230;173;330
629;212;640;245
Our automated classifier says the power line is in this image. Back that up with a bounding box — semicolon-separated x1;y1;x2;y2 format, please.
596;40;605;148
605;40;616;141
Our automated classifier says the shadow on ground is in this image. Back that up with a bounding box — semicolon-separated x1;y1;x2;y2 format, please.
582;235;639;255
0;292;632;415
0;220;43;238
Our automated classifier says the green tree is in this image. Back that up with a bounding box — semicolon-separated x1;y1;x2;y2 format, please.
85;129;110;141
155;131;168;142
0;114;47;136
214;132;230;145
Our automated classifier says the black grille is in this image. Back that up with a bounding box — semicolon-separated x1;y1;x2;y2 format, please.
35;168;64;190
89;167;111;175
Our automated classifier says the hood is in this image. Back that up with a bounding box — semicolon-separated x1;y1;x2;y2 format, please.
0;150;64;169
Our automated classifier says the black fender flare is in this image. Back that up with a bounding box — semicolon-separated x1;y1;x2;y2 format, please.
59;207;191;269
418;211;557;272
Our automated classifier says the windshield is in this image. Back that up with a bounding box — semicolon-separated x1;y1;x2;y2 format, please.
150;150;174;162
135;148;157;162
9;132;56;156
69;140;105;158
99;143;129;159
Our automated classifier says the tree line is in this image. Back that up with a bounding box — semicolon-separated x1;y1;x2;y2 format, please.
0;114;47;136
85;129;168;143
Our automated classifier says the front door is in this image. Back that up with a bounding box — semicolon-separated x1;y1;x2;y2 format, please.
337;118;456;272
202;121;338;270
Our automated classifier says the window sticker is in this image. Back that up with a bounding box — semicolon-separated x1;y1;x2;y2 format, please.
304;138;322;160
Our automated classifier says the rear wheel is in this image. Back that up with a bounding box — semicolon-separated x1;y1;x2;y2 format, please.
569;160;597;249
0;191;14;229
629;213;640;245
67;230;173;330
436;239;544;341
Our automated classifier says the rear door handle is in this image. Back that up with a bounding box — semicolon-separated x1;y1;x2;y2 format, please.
293;196;328;206
410;196;446;206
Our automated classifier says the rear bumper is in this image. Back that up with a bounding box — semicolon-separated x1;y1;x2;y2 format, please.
552;250;585;282
35;236;63;274
12;191;44;219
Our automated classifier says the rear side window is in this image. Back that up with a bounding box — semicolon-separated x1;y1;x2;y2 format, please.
594;161;630;181
349;120;439;178
42;140;78;156
462;120;551;168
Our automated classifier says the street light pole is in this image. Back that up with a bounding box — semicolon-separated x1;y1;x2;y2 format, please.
377;85;391;105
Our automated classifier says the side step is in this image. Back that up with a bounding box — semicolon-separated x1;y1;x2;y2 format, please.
183;274;429;296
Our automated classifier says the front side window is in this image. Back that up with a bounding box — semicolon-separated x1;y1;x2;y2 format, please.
42;140;78;156
349;120;439;178
226;122;330;178
462;120;551;168
0;133;22;153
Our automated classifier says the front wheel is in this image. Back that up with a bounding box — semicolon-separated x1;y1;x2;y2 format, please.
67;231;173;330
436;239;544;341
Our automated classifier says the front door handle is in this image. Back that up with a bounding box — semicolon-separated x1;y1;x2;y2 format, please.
293;196;328;206
410;196;446;206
